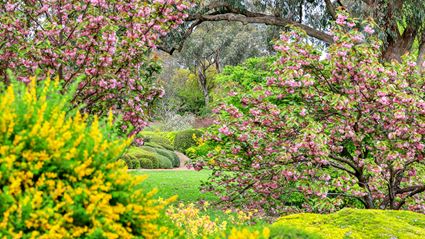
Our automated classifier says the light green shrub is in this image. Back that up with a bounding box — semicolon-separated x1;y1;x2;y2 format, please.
157;155;173;169
139;158;153;169
140;131;175;150
174;129;203;152
132;159;141;169
145;142;166;149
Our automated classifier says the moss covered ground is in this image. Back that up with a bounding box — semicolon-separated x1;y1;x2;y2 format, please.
273;208;425;239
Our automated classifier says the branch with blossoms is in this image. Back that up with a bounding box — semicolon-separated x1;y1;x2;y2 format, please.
0;0;195;140
193;12;425;215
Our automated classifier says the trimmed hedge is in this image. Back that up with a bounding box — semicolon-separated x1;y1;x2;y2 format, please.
140;132;175;150
122;146;176;169
155;148;179;167
157;155;173;169
139;158;153;169
174;129;203;152
132;159;141;169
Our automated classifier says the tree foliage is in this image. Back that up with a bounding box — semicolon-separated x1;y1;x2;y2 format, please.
0;0;192;137
194;15;425;214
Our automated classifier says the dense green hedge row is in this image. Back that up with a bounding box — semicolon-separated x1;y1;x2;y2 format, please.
140;129;203;152
121;146;178;169
122;129;205;170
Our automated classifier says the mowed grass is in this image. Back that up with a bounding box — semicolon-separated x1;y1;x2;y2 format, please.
130;170;266;224
131;170;217;203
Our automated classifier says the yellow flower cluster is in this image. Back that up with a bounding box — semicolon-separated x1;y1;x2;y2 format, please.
166;202;267;239
0;76;175;239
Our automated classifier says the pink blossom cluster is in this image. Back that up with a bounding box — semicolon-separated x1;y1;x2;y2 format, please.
0;0;193;136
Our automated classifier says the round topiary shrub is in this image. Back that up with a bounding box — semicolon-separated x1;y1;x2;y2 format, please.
157;155;173;169
139;158;153;169
174;129;203;152
132;159;142;169
0;77;176;238
148;156;161;168
123;147;159;168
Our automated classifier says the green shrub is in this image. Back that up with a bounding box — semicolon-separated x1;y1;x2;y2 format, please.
140;132;175;150
174;129;203;152
171;152;180;167
139;158;153;169
148;156;160;168
273;208;425;239
144;142;165;149
123;146;178;169
0;76;176;238
122;147;155;166
155;148;179;167
157;155;173;169
185;142;214;159
122;157;134;169
132;159;141;169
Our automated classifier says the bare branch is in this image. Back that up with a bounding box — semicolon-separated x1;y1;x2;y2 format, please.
186;2;333;44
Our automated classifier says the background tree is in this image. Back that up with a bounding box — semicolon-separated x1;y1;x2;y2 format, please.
177;21;268;108
162;0;425;67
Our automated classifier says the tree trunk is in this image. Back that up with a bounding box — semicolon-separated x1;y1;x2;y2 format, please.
197;65;209;107
417;33;425;71
382;26;417;62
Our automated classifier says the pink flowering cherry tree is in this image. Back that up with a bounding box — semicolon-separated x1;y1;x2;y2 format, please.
0;0;192;136
195;14;425;214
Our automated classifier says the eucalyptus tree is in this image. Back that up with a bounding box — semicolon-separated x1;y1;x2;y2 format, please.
161;0;425;67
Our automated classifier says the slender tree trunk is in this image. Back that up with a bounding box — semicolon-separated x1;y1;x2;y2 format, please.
197;64;209;107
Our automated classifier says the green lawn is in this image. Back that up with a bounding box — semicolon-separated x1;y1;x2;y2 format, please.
132;170;217;203
131;170;266;224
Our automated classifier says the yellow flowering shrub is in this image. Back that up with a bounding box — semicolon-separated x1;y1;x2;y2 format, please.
166;202;261;239
0;76;175;239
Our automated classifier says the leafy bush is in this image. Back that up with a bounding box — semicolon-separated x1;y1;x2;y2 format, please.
186;139;215;159
195;14;425;214
157;155;173;169
272;208;425;238
171;153;181;168
139;158;153;169
143;134;174;150
125;146;174;169
155;148;180;168
174;129;203;152
0;76;176;238
132;159;142;169
145;142;165;149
